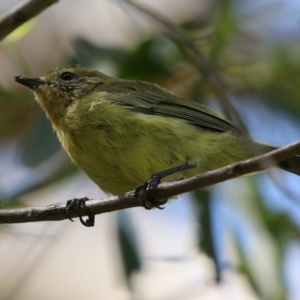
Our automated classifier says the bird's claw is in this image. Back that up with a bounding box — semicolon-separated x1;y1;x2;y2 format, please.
66;197;95;227
135;175;168;210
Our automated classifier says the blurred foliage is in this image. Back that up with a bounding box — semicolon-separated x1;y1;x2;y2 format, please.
3;18;38;44
210;0;237;63
1;0;300;299
20;112;61;167
193;189;221;282
72;36;187;83
117;213;141;283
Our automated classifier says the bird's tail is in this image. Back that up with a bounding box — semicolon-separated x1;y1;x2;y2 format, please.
254;142;300;176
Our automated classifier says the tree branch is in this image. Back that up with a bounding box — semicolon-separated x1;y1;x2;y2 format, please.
1;140;299;225
0;0;59;41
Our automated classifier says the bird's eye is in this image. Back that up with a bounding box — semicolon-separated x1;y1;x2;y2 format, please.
61;72;77;81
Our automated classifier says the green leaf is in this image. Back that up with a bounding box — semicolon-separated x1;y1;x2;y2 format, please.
117;213;141;281
192;189;220;281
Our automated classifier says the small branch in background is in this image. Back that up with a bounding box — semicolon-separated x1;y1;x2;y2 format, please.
123;0;245;128
1;140;299;225
0;0;59;41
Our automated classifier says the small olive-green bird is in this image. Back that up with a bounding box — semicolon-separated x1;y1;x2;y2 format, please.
15;65;300;198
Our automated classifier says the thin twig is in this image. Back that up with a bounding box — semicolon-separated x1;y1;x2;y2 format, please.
0;0;58;41
123;0;245;128
1;140;299;225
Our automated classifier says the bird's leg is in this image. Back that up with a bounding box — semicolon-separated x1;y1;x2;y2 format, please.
135;162;196;209
66;197;95;227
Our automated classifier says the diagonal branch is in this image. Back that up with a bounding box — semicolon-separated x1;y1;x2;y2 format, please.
1;140;299;225
0;0;59;41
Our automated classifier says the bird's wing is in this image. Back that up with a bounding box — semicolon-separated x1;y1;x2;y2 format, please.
105;80;242;134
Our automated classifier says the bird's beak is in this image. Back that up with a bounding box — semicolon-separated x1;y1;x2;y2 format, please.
15;75;46;90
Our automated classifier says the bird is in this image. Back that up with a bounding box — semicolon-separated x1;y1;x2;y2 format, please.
14;65;300;225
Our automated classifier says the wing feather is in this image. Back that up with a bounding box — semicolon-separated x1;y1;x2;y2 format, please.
104;80;242;134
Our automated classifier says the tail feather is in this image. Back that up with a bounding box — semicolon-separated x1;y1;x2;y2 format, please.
278;156;300;176
254;142;300;176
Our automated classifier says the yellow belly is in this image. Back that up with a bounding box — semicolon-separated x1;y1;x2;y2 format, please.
56;101;253;195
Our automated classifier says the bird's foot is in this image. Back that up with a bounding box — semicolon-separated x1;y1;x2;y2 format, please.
135;162;194;210
135;174;168;210
66;197;95;227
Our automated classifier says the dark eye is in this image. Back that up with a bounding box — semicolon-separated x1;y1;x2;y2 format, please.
61;72;77;81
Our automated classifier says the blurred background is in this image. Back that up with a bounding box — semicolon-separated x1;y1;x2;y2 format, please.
1;0;300;299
